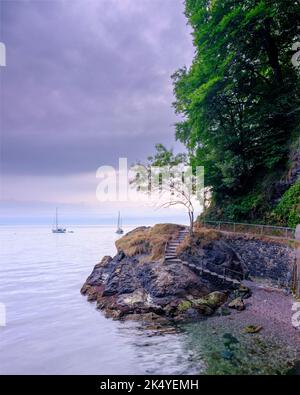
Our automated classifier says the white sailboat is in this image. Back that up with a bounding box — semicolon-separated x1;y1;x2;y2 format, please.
52;208;66;233
116;211;124;234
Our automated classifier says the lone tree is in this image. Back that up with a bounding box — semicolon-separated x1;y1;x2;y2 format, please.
131;144;205;236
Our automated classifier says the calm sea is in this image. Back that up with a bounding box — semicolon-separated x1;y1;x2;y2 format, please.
0;225;201;375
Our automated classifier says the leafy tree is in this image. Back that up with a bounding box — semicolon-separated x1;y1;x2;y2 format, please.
131;144;204;234
172;0;300;221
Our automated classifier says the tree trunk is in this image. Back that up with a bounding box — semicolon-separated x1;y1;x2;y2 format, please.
188;210;194;237
259;19;283;85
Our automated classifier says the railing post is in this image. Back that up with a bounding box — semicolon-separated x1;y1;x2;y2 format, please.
233;223;236;233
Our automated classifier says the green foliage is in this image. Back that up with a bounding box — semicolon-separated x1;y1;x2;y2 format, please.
272;180;300;228
173;0;300;221
203;191;268;222
146;143;187;167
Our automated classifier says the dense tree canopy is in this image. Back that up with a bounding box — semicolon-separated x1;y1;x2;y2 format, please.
172;0;300;221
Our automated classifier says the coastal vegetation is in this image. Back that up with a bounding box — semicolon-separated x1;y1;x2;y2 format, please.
271;179;300;228
172;0;300;225
137;0;300;226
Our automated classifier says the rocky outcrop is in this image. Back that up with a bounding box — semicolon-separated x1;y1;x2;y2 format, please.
81;226;245;321
81;253;221;320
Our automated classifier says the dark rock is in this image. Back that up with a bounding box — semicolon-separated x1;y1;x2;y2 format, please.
179;239;246;281
81;228;243;322
228;297;245;311
81;249;219;321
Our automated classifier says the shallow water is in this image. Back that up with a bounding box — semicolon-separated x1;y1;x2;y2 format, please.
0;226;298;375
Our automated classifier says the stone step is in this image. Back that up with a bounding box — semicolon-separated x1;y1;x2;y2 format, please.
165;258;182;263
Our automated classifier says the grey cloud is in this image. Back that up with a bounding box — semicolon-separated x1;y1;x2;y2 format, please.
0;0;193;176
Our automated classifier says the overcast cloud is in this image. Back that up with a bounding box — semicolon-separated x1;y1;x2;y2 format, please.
0;0;194;221
1;0;193;175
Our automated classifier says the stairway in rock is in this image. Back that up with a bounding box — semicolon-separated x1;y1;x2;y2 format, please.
164;227;241;286
164;228;189;263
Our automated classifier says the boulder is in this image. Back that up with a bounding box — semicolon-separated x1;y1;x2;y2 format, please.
235;284;252;299
228;297;245;311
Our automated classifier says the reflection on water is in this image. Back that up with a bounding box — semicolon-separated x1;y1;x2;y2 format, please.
0;226;201;375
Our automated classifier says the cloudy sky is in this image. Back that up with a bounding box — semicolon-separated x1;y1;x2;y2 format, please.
0;0;194;224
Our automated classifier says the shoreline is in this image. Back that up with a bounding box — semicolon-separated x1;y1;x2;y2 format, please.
204;280;300;350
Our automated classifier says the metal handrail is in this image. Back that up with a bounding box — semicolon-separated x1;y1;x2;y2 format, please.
202;220;296;239
191;259;243;280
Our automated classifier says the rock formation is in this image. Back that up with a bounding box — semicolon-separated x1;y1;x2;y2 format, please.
81;225;247;321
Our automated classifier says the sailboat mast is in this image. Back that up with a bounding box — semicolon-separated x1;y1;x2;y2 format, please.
56;207;58;229
117;211;120;228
